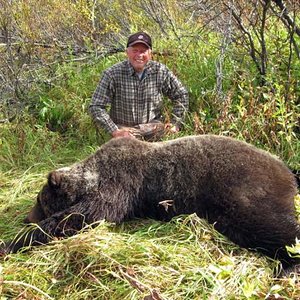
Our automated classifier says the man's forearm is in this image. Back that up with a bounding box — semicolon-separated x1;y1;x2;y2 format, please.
89;104;118;133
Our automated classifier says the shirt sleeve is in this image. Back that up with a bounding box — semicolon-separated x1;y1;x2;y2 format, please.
162;68;189;127
89;71;118;133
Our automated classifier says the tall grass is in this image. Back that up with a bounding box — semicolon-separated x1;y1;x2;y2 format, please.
0;215;285;299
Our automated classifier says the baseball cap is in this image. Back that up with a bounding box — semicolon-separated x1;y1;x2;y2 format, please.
127;32;152;49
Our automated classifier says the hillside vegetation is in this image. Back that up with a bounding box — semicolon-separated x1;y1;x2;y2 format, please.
0;0;300;299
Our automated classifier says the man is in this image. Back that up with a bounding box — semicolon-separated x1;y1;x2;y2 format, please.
89;31;189;141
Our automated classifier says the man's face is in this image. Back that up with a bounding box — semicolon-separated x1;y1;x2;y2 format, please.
126;44;151;72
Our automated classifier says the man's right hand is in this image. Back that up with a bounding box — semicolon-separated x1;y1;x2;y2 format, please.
112;129;135;138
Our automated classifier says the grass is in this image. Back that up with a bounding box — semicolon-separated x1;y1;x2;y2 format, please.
0;211;284;299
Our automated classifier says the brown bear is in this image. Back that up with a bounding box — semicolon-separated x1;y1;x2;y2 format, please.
1;135;299;274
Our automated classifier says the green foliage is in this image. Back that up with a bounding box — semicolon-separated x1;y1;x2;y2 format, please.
37;96;74;132
0;119;98;173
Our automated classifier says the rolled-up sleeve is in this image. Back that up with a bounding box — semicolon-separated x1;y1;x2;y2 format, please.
89;71;118;133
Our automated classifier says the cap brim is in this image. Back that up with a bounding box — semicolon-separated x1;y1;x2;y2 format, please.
127;41;151;48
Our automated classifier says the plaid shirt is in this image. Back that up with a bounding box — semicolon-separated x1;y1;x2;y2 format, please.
89;60;189;133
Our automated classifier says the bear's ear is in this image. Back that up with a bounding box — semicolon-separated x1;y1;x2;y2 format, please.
48;171;62;188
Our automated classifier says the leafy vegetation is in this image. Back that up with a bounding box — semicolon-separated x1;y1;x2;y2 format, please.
1;0;300;299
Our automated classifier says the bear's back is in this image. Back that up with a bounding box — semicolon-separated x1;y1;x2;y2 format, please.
153;135;297;210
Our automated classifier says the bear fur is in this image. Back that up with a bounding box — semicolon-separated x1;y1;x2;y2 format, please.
2;135;299;272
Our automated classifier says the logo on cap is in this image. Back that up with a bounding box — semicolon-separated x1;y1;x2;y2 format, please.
138;35;144;40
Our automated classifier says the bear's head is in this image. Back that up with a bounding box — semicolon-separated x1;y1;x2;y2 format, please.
25;169;86;223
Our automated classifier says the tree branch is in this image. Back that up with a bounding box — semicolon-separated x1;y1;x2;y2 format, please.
270;0;300;37
225;3;262;76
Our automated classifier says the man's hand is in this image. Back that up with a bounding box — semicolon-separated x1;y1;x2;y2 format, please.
112;129;135;138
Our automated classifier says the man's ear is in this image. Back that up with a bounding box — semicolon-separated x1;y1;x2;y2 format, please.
48;171;62;188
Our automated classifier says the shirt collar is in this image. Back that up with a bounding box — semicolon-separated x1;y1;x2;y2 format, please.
126;60;154;76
